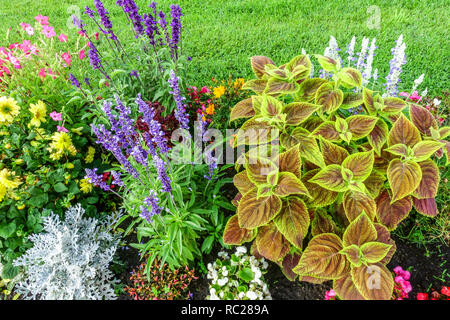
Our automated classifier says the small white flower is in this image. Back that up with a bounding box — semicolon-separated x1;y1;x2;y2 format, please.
433;98;441;106
217;277;228;286
236;246;247;256
238;291;245;299
246;290;258;300
219;291;224;298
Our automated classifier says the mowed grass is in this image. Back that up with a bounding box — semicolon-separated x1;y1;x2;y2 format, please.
1;0;449;95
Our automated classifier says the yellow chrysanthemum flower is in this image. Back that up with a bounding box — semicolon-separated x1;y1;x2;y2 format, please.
29;100;47;127
47;131;77;160
84;146;95;164
0;168;21;190
205;104;215;115
0;96;20;125
79;178;93;193
213;86;226;99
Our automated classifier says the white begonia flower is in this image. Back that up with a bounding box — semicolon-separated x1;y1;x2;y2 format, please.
222;269;228;277
219;291;224;298
433;98;441;106
230;260;239;266
246;290;258;300
238;291;245;299
218;277;228;286
236;246;247;256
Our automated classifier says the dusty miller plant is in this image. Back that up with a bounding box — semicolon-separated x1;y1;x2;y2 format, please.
13;204;122;300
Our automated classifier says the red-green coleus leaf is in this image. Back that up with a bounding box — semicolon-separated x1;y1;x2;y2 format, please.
274;197;310;249
312;121;340;142
279;146;302;177
362;87;376;115
343;212;377;247
230;98;255;122
343;190;376;222
387;159;422;202
364;170;386;198
409;103;438;135
368;119;389;156
236;116;277;146
293;233;350;279
242;79;267;94
412;197;438;217
340;244;362;267
251;56;275;79
281;127;326;168
333;274;365;300
347;115;378;140
351;263;394;300
245;155;278;185
265;67;288;80
412;141;445;162
381;97;407;114
342;150;375;182
237;188;282;229
315;82;344;114
302;169;338;207
232;192;242;207
385;143;409;157
315;55;341;73
264;78;299;96
360;242;392;264
341;92;363;109
319;137;349;166
414;160;440;199
255;222;290;262
284;102;319;125
280;253;301;281
308;164;347;192
261;94;284;117
286;54;312;80
223;214;256;245
338;67;362;88
273;172;310;198
311;210;340;237
375;190;412;230
233;170;255;195
387;114;422;148
295;78;328;102
374;223;396;265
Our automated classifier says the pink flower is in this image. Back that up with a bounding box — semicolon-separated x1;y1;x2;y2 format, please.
19;22;34;35
417;293;428;300
79;49;86;60
78;30;87;38
399;92;409;98
409;91;422;102
393;266;404;274
38;68;46;79
35;14;49;26
61;52;72;67
58;33;68;43
42;25;56;38
324;289;336;300
49;111;62;121
94;32;99;40
47;68;57;80
57;125;68;133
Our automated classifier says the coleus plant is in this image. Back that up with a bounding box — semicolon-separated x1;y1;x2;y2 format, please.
222;54;449;300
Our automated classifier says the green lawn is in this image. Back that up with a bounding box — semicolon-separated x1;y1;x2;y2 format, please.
1;0;449;95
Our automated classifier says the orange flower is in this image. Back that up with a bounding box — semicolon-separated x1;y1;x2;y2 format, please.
205;104;215;115
234;78;245;88
213;86;226;99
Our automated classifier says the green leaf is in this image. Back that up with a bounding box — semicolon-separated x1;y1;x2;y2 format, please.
238;267;255;282
53;182;68;193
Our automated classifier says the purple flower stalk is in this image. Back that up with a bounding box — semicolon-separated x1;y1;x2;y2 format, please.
139;190;161;223
143;12;159;47
68;73;81;88
94;0;118;40
169;4;183;59
168;70;189;130
85;168;111;191
118;0;144;37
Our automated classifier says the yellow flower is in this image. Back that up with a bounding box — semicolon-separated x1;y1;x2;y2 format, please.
66;162;75;169
234;78;245;88
85;146;95;164
17;203;26;210
0;96;20;125
0;184;6;202
47;131;77;161
213;86;226;99
29;100;47;127
0;168;21;190
205;104;215;115
79;178;93;193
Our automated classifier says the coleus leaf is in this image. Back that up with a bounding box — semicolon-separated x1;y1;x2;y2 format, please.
337;67;362;88
311;210;339;236
280;253;301;281
333;274;365;300
230;98;255;122
409;103;438;135
319;137;349;166
351;263;394;300
245;155;278;185
255;222;290;262
315;55;341;73
264;78;299;96
237;188;282;229
261;94;284;117
273;197;310;249
286;55;311;74
236;116;278;146
302;169;338;207
414;160;440;199
343;212;377;247
223;215;256;245
281;127;325;168
273;172;310;198
293;233;350;279
387;159;422;202
343;190;376;222
387;114;422;148
346;115;378;140
251;56;275;79
233;170;255;195
362;87;376;115
363;170;386;198
381;97;407;114
342;150;375;182
412;141;445;162
279;146;302;177
308;164;347;192
315;82;344;114
368;119;389;156
284;102;319;126
385;143;409;157
232;192;242;207
340;244;362;267
374;223;396;265
360;242;392;264
312;121;340;142
375;190;412;230
341;92;363;109
242;79;267;94
412;197;438;217
265;67;288;80
295;78;328;102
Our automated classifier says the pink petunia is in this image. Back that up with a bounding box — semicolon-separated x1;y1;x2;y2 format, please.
49;111;62;121
58;33;68;43
57;125;69;133
38;68;46;79
61;52;72;67
35;14;49;26
42;25;56;38
19;22;34;35
79;49;86;60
